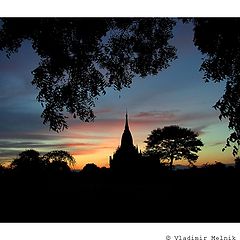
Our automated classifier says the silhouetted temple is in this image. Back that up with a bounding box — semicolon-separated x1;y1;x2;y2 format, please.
109;112;142;173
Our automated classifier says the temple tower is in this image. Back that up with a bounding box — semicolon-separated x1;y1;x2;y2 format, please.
109;112;141;172
120;112;134;149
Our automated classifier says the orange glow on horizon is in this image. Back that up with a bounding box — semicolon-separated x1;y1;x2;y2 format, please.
7;112;233;170
68;117;235;170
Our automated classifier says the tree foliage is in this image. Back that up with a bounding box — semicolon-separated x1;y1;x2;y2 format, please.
190;18;240;155
42;150;76;167
2;17;240;156
234;156;240;169
10;149;75;174
10;149;46;173
0;18;177;131
144;125;203;170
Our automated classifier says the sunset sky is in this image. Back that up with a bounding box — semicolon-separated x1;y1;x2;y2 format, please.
0;20;235;169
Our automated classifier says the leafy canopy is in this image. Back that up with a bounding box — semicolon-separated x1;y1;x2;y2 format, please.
10;149;76;173
144;125;204;170
10;149;46;172
0;18;177;132
2;17;240;156
190;18;240;155
42;150;76;167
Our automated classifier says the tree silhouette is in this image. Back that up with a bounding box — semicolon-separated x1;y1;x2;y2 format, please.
188;18;240;155
144;125;204;170
10;149;75;175
82;163;99;172
0;18;176;131
42;150;76;168
47;160;71;174
234;157;240;169
10;149;47;173
0;164;7;175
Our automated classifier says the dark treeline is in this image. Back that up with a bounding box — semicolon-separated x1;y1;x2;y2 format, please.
1;151;240;222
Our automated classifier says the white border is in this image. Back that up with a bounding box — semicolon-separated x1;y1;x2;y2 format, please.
1;4;240;240
0;0;240;17
0;223;240;240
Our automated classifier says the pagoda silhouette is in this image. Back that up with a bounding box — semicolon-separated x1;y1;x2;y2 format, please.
109;112;143;174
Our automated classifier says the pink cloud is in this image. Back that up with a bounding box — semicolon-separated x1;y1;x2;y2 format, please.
64;110;216;149
133;111;216;124
133;111;176;121
65;142;97;148
94;108;113;115
71;149;99;155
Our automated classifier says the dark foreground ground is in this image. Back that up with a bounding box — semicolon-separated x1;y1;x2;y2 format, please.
1;167;240;222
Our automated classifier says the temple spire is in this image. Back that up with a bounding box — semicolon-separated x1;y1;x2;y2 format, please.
125;109;129;130
121;110;133;148
109;110;143;171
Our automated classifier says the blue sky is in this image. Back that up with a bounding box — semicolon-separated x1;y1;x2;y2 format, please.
0;20;235;168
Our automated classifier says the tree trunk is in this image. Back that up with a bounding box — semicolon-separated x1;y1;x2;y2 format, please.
170;157;174;171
